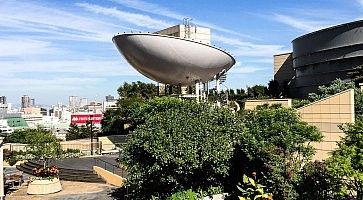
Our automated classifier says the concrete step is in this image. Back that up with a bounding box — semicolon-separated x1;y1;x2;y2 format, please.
17;161;105;183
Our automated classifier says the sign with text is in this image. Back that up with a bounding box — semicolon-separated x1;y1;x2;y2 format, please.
71;114;102;125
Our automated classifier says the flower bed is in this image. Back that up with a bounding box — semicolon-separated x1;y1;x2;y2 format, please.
27;177;62;195
27;165;62;195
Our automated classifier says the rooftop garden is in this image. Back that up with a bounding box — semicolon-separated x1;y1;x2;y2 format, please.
103;81;362;200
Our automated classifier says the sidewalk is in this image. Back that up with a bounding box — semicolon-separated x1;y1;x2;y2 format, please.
7;180;115;200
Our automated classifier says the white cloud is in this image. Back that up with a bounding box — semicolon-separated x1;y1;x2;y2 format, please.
109;0;256;39
0;1;126;42
77;3;172;30
213;34;289;58
0;60;140;77
111;0;185;20
0;39;60;57
358;0;363;6
272;14;328;32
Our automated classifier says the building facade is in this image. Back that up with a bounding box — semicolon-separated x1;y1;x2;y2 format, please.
274;20;363;97
156;24;211;44
0;96;6;104
21;95;31;108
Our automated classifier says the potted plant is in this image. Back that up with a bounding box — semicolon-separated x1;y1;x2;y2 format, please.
27;165;62;194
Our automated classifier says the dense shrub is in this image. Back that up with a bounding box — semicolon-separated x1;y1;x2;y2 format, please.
121;97;245;199
233;105;323;200
325;120;363;199
297;161;336;200
291;99;310;108
167;189;199;200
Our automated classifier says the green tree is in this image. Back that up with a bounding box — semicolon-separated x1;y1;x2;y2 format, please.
308;78;363;117
66;123;81;140
66;122;97;141
101;108;124;135
247;85;268;99
267;80;280;98
121;97;245;199
101;81;158;135
348;64;363;87
234;105;323;200
5;129;28;143
117;81;158;99
5;128;61;159
325;119;363;199
308;79;355;101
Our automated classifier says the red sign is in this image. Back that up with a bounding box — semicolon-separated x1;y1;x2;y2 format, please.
71;114;102;125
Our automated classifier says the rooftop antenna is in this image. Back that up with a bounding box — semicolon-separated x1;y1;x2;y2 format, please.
183;18;193;39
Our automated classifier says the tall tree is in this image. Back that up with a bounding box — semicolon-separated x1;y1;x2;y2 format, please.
247;85;268;99
348;64;363;87
267;80;280;98
101;81;158;135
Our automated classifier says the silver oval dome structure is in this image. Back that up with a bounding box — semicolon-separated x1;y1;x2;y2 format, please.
112;33;236;85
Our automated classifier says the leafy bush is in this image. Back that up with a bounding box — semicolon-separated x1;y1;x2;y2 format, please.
237;174;272;200
325;120;363;199
122;97;245;199
4;150;29;166
291;99;310;109
168;189;199;200
233;105;322;200
297;161;336;200
307;78;363;117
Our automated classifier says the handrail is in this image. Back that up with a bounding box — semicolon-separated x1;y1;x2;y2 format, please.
93;157;125;177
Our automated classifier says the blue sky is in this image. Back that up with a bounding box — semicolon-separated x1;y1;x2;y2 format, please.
1;0;363;106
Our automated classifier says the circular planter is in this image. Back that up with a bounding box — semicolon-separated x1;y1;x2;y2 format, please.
27;177;62;195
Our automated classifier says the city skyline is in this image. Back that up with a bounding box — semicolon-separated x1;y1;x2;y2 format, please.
1;0;363;104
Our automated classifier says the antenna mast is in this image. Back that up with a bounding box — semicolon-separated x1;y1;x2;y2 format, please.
183;18;192;39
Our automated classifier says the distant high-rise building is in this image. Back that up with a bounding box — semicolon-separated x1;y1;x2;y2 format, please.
0;96;6;104
79;98;88;107
105;95;116;102
30;98;35;106
69;96;78;108
21;95;31;108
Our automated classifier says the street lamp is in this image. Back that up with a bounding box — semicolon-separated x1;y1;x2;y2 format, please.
90;115;93;156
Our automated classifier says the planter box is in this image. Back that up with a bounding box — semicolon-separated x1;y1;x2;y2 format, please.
27;177;62;195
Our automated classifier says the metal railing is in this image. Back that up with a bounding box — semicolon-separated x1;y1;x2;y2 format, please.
93;157;126;178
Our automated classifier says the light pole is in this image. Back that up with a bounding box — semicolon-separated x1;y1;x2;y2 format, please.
90;115;93;156
0;142;4;200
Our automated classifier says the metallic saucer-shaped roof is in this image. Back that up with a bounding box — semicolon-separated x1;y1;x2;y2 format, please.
113;33;235;85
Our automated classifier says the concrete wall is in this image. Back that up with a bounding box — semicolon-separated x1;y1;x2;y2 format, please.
297;89;355;160
244;99;292;110
93;166;125;187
